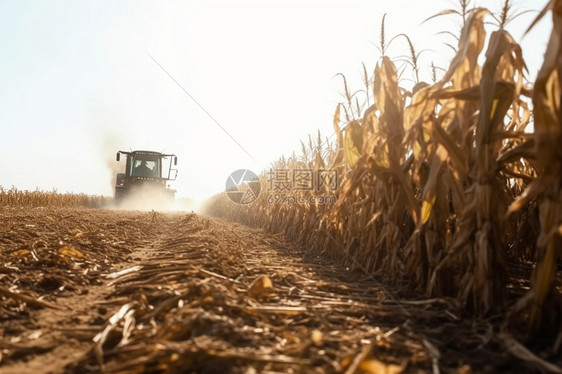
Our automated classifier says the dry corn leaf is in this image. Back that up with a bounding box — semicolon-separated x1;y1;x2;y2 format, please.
431;121;468;175
58;246;84;259
344;120;363;167
247;275;274;298
11;249;31;257
420;145;448;225
57;255;70;265
438;8;488;88
421;196;436;226
477;30;513;144
359;359;404;374
373;56;404;166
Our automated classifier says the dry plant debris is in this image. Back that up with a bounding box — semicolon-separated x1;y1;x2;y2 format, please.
0;207;554;373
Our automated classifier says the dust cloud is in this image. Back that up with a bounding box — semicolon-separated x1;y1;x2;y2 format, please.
105;183;201;212
103;135;126;194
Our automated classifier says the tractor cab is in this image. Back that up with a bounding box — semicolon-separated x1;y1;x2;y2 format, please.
131;153;160;178
114;150;178;203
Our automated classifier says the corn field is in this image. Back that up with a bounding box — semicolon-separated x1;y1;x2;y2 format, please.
205;0;562;359
0;187;109;208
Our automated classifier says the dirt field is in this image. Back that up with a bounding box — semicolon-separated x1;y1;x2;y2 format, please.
0;207;543;373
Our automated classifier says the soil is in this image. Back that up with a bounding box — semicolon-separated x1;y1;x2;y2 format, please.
0;207;555;373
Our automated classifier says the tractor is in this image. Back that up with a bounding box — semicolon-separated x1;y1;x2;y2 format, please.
114;150;178;205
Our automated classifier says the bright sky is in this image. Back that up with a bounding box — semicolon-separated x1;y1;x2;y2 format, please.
0;0;551;202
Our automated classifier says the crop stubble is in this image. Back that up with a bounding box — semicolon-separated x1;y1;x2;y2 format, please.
0;207;537;373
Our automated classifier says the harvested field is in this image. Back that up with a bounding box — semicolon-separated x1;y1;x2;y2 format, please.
3;1;562;373
0;207;557;373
